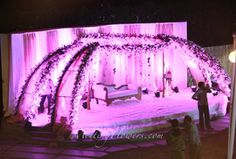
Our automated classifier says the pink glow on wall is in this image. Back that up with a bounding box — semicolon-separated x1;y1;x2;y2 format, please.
10;22;187;116
58;28;73;47
188;60;197;68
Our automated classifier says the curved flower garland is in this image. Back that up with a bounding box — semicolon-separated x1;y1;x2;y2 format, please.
28;52;65;119
68;33;231;133
78;33;230;95
70;42;99;128
77;33;231;95
17;32;231;128
50;42;99;124
169;34;230;95
99;43;170;52
15;47;64;113
16;39;81;118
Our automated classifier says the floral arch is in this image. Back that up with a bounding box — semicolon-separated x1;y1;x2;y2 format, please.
16;33;231;134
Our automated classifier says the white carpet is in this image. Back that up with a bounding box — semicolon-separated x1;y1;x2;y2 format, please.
74;88;228;136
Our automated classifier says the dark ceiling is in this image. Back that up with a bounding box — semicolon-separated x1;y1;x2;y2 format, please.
0;0;236;46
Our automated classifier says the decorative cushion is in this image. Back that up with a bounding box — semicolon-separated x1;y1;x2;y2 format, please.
105;86;116;93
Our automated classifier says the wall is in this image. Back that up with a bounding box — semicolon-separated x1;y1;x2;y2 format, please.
204;44;233;77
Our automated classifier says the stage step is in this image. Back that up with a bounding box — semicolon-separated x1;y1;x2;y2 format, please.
30;130;55;139
21;112;186;147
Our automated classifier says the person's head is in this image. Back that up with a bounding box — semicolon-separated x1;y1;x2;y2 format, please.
169;119;179;128
198;82;205;89
184;115;192;126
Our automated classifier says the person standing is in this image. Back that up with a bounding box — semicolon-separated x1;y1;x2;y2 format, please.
166;119;186;159
192;81;213;130
38;79;54;115
164;70;173;96
184;115;201;159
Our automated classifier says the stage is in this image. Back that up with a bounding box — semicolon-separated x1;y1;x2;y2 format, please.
9;23;231;137
29;88;228;137
73;88;228;136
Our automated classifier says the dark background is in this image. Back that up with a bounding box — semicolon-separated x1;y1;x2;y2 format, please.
0;0;236;47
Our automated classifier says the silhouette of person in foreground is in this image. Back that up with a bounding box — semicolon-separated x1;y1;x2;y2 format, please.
166;119;186;159
184;115;201;159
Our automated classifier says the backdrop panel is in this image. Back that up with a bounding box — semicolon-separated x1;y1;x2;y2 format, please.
8;22;187;115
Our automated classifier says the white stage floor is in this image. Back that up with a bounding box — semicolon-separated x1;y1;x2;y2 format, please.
30;88;228;137
76;89;228;136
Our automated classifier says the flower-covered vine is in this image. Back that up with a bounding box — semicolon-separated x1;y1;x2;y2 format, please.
16;39;82;118
70;42;99;129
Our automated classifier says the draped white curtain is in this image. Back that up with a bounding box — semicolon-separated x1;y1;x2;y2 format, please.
73;22;187;90
90;48;169;91
7;22;187;115
105;47;184;92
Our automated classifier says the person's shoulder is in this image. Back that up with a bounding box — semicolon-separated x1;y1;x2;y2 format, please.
204;87;212;93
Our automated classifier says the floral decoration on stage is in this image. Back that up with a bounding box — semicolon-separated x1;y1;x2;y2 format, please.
69;42;99;127
16;40;82;119
16;33;231;130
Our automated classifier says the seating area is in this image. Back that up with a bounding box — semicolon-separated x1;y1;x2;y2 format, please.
93;83;142;106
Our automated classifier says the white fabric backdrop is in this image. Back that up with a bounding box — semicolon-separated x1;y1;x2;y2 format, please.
7;22;187;115
86;45;188;92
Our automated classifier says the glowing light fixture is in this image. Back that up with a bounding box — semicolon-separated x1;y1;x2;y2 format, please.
228;50;236;63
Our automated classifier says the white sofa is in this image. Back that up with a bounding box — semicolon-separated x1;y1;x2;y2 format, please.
93;83;142;106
